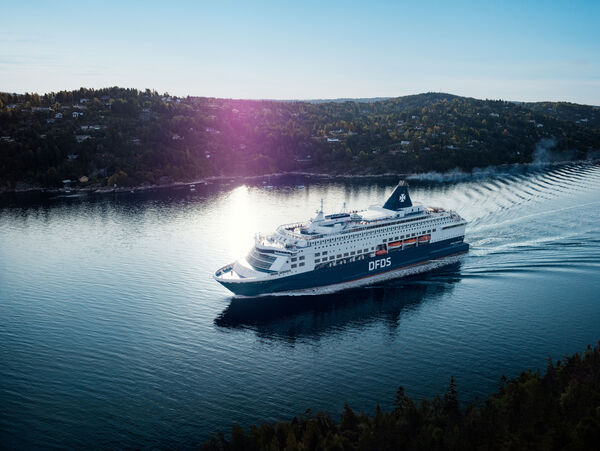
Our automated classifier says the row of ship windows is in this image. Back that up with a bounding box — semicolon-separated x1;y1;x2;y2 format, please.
311;218;426;246
311;228;435;258
315;248;373;263
315;254;368;269
291;262;305;268
312;222;442;249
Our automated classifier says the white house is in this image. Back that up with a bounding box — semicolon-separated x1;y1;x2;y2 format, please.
75;135;91;143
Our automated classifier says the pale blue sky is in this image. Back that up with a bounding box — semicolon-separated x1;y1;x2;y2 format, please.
1;0;599;104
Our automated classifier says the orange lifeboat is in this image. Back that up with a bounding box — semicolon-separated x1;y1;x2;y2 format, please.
403;238;417;245
388;240;402;248
375;249;387;256
418;234;431;243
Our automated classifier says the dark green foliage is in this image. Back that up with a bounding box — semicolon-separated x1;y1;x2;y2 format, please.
202;342;600;450
1;89;599;191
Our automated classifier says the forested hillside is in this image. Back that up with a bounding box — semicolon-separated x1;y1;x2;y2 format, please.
202;343;600;450
1;88;599;191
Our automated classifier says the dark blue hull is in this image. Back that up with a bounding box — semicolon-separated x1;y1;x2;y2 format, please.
217;238;468;296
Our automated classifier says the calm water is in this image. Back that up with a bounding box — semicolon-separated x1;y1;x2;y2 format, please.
1;163;600;448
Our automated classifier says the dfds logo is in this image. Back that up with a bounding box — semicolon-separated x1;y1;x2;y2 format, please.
369;257;391;271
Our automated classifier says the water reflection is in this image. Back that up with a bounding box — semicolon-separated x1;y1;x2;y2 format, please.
215;262;463;342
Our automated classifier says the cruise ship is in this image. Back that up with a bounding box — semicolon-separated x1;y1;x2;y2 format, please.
214;182;468;296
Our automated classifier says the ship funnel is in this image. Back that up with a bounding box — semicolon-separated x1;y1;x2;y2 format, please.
382;181;413;210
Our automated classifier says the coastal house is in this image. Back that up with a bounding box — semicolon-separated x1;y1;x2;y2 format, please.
79;176;89;183
55;113;63;119
72;111;83;118
80;98;90;104
400;140;410;146
75;135;91;143
327;138;340;142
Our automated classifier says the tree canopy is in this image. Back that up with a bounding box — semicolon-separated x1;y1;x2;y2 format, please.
1;89;598;191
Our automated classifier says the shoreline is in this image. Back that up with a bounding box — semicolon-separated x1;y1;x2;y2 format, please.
1;158;597;196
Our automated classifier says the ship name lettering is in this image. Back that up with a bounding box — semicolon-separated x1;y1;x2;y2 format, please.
369;257;391;271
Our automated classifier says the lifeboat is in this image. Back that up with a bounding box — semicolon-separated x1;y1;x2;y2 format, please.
403;238;417;245
388;240;402;248
375;249;387;256
418;234;431;243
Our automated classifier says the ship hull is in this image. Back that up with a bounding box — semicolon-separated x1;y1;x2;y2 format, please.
216;238;468;297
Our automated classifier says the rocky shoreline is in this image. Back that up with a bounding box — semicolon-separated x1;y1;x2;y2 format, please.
2;158;596;197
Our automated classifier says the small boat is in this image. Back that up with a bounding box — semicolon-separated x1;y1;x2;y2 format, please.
388;241;402;248
403;238;417;245
375;249;387;256
418;234;431;243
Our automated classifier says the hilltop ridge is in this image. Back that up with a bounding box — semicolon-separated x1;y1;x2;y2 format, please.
1;89;599;192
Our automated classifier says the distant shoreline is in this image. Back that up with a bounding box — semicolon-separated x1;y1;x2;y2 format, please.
1;158;596;197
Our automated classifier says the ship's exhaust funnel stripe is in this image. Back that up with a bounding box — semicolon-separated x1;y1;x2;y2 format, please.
383;182;413;210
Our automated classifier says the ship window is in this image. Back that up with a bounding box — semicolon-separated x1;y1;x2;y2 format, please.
337;254;342;258
299;262;305;267
315;259;320;263
395;236;399;240
323;251;328;255
383;238;387;242
291;257;297;262
291;264;297;268
364;248;368;252
344;252;349;257
299;256;305;261
315;253;320;257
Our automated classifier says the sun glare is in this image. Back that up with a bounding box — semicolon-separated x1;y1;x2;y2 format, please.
224;185;255;258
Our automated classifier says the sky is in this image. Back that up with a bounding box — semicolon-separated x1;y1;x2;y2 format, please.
1;0;599;104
